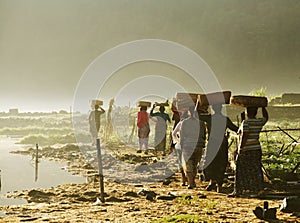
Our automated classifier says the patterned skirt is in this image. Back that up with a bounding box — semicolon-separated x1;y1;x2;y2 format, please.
138;124;150;138
154;124;167;151
235;149;264;193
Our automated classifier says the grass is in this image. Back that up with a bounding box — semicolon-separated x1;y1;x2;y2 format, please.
151;195;218;222
260;121;300;176
1;112;299;179
17;133;91;146
0;126;73;136
174;196;217;213
152;214;212;223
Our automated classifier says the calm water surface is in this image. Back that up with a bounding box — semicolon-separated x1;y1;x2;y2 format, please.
0;136;86;206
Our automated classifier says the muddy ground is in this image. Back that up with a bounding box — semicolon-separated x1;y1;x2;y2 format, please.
1;144;300;223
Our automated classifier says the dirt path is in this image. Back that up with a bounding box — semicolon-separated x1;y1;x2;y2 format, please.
1;144;299;222
1;176;299;223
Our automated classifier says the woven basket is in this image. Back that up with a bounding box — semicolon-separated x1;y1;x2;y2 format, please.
137;101;151;107
175;92;208;111
230;95;268;107
90;99;103;106
199;91;231;106
176;93;197;111
155;101;169;107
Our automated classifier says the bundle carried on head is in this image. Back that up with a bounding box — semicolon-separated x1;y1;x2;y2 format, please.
230;95;268;107
175;92;208;112
154;100;169;107
175;93;198;111
198;91;231;106
137;101;151;107
90;99;103;106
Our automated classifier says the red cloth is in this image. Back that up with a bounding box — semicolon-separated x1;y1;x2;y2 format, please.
137;111;149;128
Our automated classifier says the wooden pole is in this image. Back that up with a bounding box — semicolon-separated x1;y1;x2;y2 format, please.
261;128;300;133
261;163;271;181
96;138;105;203
291;162;300;174
35;143;39;182
277;126;298;142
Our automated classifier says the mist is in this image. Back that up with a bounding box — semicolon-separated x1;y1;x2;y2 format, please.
0;0;299;112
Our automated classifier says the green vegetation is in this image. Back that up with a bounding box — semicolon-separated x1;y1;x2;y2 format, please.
0;126;72;136
152;214;211;223
175;196;217;211
17;133;90;146
0;109;298;181
260;122;300;178
153;195;217;222
250;87;267;97
227;119;300;180
0;113;91;146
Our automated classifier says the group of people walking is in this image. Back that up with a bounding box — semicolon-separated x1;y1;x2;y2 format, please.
89;98;269;197
137;101;269;197
137;103;171;154
176;104;268;197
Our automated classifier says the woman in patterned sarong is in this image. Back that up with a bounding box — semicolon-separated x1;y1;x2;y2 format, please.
150;104;171;155
229;107;268;197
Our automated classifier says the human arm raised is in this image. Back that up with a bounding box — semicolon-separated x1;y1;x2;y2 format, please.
227;117;239;133
172;121;182;144
262;107;268;123
150;104;156;116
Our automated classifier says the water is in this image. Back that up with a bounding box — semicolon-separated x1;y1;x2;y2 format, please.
0;136;86;206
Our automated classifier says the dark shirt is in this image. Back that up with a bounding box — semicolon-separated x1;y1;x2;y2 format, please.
150;110;171;123
198;113;238;135
172;111;181;129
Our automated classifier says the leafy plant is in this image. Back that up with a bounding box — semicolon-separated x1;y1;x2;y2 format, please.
250;87;267;97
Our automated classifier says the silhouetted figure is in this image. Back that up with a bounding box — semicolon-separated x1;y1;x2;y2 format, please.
172;111;189;186
229;107;268;197
150;104;171;155
198;104;238;192
105;98;114;141
180;106;206;189
89;104;105;144
170;110;181;150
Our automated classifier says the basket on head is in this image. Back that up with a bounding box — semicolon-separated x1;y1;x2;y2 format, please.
90;99;103;107
137;101;151;107
154;101;169;107
199;91;231;106
230;95;268;107
175;92;204;111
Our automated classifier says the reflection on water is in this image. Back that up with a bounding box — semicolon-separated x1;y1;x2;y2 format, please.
0;136;86;206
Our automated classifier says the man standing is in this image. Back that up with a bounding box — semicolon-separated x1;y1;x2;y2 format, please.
89;104;105;145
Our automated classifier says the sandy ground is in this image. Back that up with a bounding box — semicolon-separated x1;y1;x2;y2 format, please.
0;144;299;223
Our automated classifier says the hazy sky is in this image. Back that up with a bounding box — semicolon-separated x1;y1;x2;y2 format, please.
0;0;299;112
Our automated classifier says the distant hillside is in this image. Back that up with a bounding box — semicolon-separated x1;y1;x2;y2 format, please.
270;93;300;105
